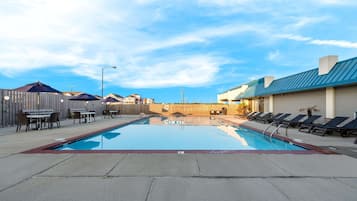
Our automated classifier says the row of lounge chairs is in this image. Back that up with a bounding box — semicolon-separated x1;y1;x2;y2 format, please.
246;112;357;137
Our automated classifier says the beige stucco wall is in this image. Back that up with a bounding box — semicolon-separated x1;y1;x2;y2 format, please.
335;85;357;118
273;89;326;116
264;97;270;112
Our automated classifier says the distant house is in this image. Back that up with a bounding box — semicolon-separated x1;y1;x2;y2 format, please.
218;55;357;118
142;98;155;104
123;96;136;104
123;94;140;104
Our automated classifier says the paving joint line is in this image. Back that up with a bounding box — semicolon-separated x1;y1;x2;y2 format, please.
144;178;155;201
264;155;292;176
104;154;128;177
194;154;201;176
333;178;357;190
0;154;74;193
266;179;292;201
0;153;18;160
30;175;357;179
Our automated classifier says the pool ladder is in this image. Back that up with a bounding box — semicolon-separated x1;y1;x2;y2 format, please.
263;123;285;140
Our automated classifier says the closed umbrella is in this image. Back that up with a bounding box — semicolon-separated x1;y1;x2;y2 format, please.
14;81;61;109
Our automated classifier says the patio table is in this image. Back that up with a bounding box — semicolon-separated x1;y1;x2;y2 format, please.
80;111;96;123
109;110;118;118
26;114;51;130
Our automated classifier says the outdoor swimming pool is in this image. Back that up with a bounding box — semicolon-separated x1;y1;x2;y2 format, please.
54;117;306;151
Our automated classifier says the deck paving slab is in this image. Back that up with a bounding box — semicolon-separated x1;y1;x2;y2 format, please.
265;154;357;177
0;177;151;201
109;154;199;177
39;154;126;177
147;177;288;201
269;178;357;201
0;154;71;192
196;154;289;177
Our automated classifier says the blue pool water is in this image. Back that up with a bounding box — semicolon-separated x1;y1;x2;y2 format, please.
55;117;305;151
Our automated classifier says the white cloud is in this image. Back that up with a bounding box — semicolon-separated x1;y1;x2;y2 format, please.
287;16;330;30
138;23;265;52
317;0;357;5
275;34;357;49
197;0;251;7
310;39;357;48
276;34;311;41
267;50;281;61
72;55;223;88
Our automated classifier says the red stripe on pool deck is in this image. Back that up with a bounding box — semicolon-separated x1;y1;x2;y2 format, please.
22;116;337;155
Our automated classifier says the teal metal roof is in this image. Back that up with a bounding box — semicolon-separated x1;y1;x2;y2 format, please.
230;57;357;99
258;57;357;96
236;78;266;99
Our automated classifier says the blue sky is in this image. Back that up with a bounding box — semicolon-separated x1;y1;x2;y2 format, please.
0;0;357;103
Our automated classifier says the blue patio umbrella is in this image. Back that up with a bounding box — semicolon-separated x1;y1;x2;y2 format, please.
69;93;100;111
102;96;119;111
14;81;62;109
14;81;61;93
102;96;119;103
69;93;99;101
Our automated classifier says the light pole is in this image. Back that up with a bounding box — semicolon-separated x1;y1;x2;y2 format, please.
101;66;117;98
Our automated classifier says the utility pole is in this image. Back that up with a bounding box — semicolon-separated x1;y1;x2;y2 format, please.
181;88;185;104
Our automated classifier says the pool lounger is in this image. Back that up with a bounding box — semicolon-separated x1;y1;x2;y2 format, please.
309;116;349;136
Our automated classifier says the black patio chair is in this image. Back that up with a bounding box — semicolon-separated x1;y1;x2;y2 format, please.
334;118;357;137
48;112;60;129
298;115;322;133
89;110;96;122
263;113;283;124
245;111;257;119
103;110;110;119
255;112;273;123
310;116;349;136
271;113;291;126
16;112;30;132
72;112;82;124
280;114;306;128
247;112;263;121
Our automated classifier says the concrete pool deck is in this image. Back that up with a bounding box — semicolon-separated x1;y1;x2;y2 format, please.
0;115;356;201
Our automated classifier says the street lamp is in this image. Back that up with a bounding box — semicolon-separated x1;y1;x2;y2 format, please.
101;66;117;98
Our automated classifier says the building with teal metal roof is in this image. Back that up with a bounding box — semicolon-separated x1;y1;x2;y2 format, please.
218;55;357;118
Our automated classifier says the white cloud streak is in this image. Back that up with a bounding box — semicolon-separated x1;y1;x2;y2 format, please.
72;55;223;88
276;34;311;41
138;24;265;52
309;40;357;48
276;34;357;49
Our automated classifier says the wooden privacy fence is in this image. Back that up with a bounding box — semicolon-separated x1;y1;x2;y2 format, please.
0;89;105;127
108;103;239;116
